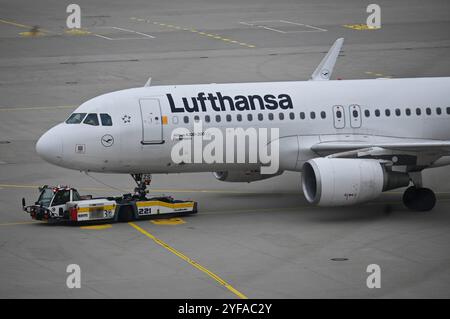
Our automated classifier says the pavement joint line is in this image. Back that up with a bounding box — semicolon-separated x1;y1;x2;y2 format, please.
130;17;255;48
128;221;248;299
3;183;450;196
0;183;278;194
0;105;76;111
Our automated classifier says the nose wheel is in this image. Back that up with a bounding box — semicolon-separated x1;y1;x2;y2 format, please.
131;173;152;199
402;186;436;211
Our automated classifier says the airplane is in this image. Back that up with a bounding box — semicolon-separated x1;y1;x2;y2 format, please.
36;38;450;211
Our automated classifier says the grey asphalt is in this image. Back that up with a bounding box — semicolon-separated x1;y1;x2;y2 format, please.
1;0;450;298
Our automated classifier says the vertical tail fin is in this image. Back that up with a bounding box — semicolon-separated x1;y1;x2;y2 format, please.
310;38;344;81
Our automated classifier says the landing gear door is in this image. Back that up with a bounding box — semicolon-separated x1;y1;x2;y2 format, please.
349;104;362;128
332;105;345;129
139;99;163;144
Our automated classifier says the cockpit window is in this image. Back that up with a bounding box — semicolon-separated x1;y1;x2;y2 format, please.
100;114;113;126
83;113;99;126
66;113;87;124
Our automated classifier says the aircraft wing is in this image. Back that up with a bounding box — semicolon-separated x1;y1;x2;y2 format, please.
311;140;450;154
310;139;450;168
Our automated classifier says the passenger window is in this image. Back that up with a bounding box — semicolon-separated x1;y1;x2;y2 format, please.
300;112;305;119
321;111;326;119
268;113;274;120
100;113;113;126
83;113;99;126
426;108;431;115
172;116;179;124
66;113;87;124
416;108;421;116
289;112;295;120
226;114;232;122
236;114;242;122
247;114;253;121
215;115;221;123
194;115;200;122
436;107;442;115
258;113;263;121
310;112;316;119
205;115;210;123
279;113;284;120
406;108;411;116
364;110;370;117
336;111;342;118
183;116;189;124
447;107;450;115
352;110;358;118
385;109;391;117
375;109;380;117
395;109;401;116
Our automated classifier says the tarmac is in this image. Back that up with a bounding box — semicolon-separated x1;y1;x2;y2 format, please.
0;0;450;298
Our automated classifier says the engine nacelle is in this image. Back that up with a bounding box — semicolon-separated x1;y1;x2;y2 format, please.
301;158;410;206
213;170;281;183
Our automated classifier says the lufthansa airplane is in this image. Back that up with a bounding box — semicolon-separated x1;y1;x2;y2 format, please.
36;38;450;211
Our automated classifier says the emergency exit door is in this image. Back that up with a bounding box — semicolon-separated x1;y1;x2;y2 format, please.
332;105;345;129
139;99;163;144
349;104;362;128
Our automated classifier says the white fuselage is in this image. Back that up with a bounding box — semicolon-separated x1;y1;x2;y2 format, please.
36;77;450;174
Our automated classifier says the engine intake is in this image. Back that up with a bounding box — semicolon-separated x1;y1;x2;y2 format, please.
302;158;410;206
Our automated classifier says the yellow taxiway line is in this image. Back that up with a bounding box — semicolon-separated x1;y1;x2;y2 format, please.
0;18;53;35
0;18;91;37
128;221;248;299
80;224;113;230
0;221;41;226
131;17;256;48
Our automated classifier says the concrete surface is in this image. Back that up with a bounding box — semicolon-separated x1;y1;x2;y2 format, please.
1;0;450;298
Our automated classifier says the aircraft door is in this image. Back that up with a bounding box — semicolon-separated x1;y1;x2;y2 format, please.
332;105;345;129
139;99;163;144
349;104;362;128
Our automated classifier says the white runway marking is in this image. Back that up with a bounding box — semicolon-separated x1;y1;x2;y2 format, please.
93;26;155;40
239;19;327;33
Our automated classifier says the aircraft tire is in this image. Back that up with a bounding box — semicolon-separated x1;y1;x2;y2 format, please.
402;186;436;211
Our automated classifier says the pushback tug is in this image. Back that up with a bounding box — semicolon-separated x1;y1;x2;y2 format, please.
22;174;197;223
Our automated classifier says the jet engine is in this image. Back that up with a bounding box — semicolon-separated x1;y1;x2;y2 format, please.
213;170;281;183
301;158;410;206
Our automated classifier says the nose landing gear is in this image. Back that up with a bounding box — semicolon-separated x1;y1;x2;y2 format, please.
131;173;152;199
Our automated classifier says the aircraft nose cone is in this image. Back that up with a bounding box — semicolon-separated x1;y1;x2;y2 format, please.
36;127;63;164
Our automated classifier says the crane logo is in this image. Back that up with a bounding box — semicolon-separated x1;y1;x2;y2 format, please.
320;69;330;79
101;134;114;147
